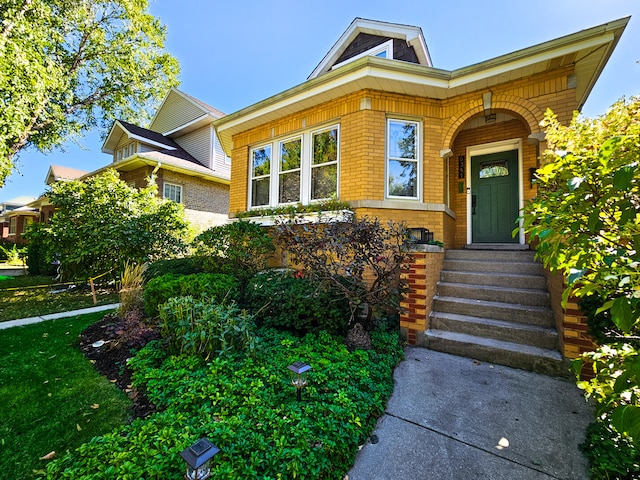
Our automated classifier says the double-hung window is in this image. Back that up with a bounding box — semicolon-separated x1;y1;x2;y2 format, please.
250;125;339;209
386;119;420;199
163;182;182;203
279;138;301;204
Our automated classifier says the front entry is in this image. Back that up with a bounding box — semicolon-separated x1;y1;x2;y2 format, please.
471;149;519;243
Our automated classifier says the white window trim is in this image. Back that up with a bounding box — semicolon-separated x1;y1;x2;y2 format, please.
248;124;340;209
332;39;394;70
163;182;183;204
249;144;272;208
385;118;422;201
276;135;303;205
8;217;16;235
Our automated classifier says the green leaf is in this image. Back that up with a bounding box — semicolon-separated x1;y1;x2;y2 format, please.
613;165;636;191
611;405;640;442
568;268;587;285
611;296;635;333
587;210;603;232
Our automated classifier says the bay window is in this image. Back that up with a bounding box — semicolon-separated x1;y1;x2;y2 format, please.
249;125;339;209
387;119;420;199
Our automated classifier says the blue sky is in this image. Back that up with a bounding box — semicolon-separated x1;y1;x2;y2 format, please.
2;0;639;202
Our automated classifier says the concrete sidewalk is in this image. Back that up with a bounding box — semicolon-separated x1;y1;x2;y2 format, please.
0;303;119;330
348;347;592;480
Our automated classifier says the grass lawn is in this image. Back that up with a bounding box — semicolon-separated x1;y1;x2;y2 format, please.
0;312;131;480
0;275;120;322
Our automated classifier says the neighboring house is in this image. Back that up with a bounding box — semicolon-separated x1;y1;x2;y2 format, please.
33;165;90;223
214;17;629;371
0;196;37;243
98;88;231;228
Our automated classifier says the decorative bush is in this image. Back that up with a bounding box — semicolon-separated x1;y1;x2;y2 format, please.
192;220;275;284
158;297;257;360
274;213;411;330
41;328;404;479
144;273;240;317
245;269;350;335
144;257;203;281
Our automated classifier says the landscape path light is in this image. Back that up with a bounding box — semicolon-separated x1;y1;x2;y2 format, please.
287;361;312;401
180;437;220;480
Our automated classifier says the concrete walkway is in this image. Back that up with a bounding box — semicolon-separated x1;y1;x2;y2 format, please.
0;304;119;330
348;346;592;480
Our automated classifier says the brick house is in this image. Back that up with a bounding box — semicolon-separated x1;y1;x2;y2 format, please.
213;17;629;373
0;196;37;243
98;88;231;229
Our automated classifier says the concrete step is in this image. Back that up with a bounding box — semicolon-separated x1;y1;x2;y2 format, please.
441;270;547;290
432;295;555;327
425;330;569;377
443;259;545;276
430;311;559;350
437;282;550;307
446;249;537;262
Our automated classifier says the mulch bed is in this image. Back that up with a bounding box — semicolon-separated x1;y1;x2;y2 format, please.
78;314;160;420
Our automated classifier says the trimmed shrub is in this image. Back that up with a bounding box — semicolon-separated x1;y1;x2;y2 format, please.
24;223;56;276
144;257;203;281
144;273;240;317
245;269;349;335
192;220;275;283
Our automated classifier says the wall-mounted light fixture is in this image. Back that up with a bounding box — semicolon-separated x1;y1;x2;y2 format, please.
482;92;496;124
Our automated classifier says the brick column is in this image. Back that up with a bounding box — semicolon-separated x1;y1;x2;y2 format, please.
562;298;597;359
400;246;444;345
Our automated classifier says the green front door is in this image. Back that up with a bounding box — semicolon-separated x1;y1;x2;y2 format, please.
471;150;519;243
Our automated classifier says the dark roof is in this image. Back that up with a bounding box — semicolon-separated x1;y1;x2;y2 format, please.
117;120;208;169
117;120;181;149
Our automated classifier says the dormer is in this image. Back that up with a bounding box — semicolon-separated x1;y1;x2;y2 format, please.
309;18;431;79
101;120;178;163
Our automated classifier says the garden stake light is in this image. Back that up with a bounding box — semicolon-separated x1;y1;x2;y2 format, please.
287;361;312;401
180;437;220;480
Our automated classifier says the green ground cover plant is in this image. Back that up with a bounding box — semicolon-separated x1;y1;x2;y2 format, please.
0;275;119;322
0;313;132;480
41;327;404;478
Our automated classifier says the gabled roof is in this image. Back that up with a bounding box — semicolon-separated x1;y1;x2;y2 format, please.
215;17;629;156
45;165;89;185
101;120;179;154
309;18;432;79
149;88;226;136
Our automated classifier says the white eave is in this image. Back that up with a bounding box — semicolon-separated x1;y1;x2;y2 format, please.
214;17;628;157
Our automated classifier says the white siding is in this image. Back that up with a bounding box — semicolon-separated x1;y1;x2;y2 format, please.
212;128;231;178
174;127;212;167
150;90;205;134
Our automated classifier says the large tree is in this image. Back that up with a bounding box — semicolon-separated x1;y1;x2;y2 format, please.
28;168;189;281
0;0;180;185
